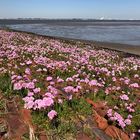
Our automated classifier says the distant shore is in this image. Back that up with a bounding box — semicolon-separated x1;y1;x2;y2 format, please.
1;27;140;56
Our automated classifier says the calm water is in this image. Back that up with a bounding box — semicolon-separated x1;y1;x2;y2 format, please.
5;21;140;45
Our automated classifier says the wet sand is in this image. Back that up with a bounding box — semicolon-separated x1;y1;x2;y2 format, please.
1;27;140;56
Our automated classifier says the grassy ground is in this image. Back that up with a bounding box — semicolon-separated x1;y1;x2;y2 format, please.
0;29;140;140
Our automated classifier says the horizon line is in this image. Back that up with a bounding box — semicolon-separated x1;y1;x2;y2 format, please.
0;18;140;21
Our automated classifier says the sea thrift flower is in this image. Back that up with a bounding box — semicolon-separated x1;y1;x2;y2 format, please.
34;99;45;109
89;80;97;86
26;82;35;89
118;120;126;128
33;88;41;93
130;83;139;88
50;81;55;85
25;68;31;75
23;96;34;109
43;97;54;107
46;76;53;81
68;94;73;100
14;82;22;90
28;92;34;96
120;94;129;101
44;92;54;98
48;110;57;120
58;99;63;104
23;96;34;103
26;60;32;65
57;78;64;83
66;77;73;82
24;101;34;109
124;119;131;125
127;114;133;119
112;77;116;82
64;86;74;93
107;109;113;117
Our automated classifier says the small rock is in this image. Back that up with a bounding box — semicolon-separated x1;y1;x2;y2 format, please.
94;112;108;130
105;125;130;140
76;133;92;140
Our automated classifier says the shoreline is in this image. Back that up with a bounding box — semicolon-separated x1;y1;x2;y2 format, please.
1;27;140;56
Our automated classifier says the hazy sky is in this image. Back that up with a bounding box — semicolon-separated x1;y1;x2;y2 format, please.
0;0;140;19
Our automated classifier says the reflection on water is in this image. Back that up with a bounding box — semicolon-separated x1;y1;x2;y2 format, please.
7;22;140;45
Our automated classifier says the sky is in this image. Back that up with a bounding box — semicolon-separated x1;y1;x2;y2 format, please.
0;0;140;19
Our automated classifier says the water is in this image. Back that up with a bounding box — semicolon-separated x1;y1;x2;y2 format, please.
4;21;140;45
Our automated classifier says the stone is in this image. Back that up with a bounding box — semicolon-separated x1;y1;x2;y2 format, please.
94;111;108;130
76;133;92;140
105;125;130;140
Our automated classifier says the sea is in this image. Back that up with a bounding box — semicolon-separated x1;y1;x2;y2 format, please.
0;20;140;46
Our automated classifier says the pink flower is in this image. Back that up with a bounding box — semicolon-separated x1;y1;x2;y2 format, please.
44;92;54;98
50;81;55;85
14;82;22;90
28;92;34;96
89;80;97;86
58;99;63;104
26;60;32;65
33;88;41;93
130;83;139;88
64;86;74;93
120;94;129;101
127;114;133;119
107;109;113;117
46;76;53;81
68;94;73;100
66;77;73;82
48;110;57;120
23;96;34;109
35;99;45;109
124;119;131;125
112;77;116;82
57;78;64;83
23;96;34;103
26;82;35;89
118;120;126;128
25;68;31;75
24;101;34;109
43;97;54;107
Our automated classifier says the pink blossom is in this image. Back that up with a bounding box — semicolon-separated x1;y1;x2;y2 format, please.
64;86;74;93
26;82;35;89
33;88;41;93
120;94;129;101
43;97;54;107
118;120;126;128
14;82;22;90
25;68;31;75
44;92;54;98
127;114;133;119
124;119;131;125
46;76;53;81
58;99;63;104
28;92;34;96
57;78;64;83
66;77;73;82
130;83;139;88
48;110;57;120
50;81;55;85
26;60;32;65
24;101;34;109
